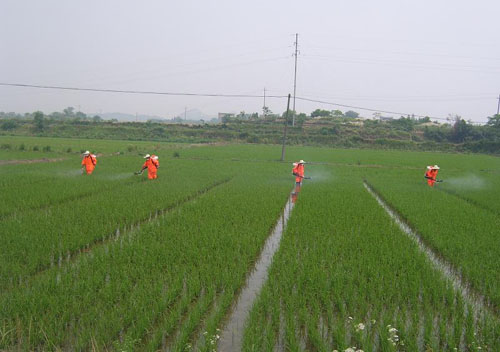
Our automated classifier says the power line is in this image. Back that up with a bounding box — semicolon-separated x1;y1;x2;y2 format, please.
1;81;489;122
0;82;288;99
292;33;299;126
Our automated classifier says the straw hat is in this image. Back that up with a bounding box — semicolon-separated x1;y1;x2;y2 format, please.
144;154;151;159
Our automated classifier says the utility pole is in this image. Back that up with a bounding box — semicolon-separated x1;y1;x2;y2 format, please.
281;94;291;161
292;33;299;126
497;94;500;115
263;87;266;118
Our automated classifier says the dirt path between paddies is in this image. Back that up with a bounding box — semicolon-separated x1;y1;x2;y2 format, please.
0;157;66;166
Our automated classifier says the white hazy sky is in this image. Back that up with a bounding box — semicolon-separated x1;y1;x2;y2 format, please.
1;0;499;122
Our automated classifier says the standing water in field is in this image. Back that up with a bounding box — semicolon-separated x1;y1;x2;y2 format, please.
218;193;295;352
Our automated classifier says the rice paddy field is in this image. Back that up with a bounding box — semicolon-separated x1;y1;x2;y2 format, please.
1;136;499;351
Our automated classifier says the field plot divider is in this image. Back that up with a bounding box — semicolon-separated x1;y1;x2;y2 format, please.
29;177;233;280
218;191;295;352
363;180;494;320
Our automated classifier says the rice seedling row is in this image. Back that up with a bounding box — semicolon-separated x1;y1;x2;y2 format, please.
0;163;291;351
0;159;234;290
0;156;141;218
243;170;500;351
365;169;500;313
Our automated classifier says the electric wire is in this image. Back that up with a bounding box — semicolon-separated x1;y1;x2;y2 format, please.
0;82;287;99
0;82;490;123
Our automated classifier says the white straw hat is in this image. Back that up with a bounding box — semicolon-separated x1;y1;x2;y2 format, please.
84;151;90;155
433;165;440;169
427;166;433;170
144;154;151;159
298;160;305;164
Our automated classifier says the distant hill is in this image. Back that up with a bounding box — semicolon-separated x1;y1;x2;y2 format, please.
98;108;215;122
172;108;214;121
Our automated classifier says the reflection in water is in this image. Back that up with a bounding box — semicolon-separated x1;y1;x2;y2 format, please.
292;182;301;203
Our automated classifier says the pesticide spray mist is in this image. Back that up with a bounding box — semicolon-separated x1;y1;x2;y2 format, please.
445;174;487;190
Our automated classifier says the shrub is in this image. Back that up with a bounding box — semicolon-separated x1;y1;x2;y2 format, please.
1;121;17;131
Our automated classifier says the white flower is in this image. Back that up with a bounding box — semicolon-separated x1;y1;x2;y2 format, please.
348;316;353;320
356;323;365;331
388;327;397;333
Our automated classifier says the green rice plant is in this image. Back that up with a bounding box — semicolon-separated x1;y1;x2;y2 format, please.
366;168;500;312
243;168;499;351
0;158;235;290
0;162;291;350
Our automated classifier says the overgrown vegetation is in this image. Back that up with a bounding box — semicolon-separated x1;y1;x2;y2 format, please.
1;109;499;154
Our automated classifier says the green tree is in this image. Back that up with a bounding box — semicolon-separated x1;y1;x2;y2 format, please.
63;107;75;117
311;109;331;118
450;115;472;143
332;109;343;117
33;111;45;132
1;120;17;131
262;106;272;117
281;110;296;118
296;113;307;126
345;110;359;118
487;114;500;128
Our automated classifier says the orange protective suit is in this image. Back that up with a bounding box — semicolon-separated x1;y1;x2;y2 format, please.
81;154;97;175
292;163;305;183
425;168;438;187
142;156;159;179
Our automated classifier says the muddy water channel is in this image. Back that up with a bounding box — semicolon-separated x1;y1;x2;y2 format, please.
218;194;295;352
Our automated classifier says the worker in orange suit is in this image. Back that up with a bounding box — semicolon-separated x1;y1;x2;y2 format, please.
424;165;440;187
138;154;159;179
292;160;306;185
81;150;97;175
